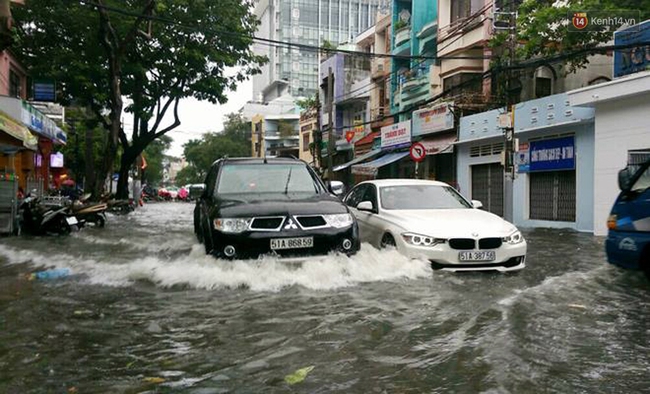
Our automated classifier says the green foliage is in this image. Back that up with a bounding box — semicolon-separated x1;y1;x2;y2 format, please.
394;19;407;31
491;0;650;72
14;0;266;196
321;40;336;50
59;108;106;187
277;120;295;138
176;113;251;185
296;96;318;110
142;135;172;185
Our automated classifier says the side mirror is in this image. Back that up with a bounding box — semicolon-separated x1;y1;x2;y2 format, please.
472;200;483;209
357;201;375;213
618;168;632;191
328;180;346;197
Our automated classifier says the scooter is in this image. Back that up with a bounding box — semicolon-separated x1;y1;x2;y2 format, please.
71;194;108;228
19;195;79;235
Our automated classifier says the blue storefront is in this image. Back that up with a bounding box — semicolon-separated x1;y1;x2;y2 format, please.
456;93;596;232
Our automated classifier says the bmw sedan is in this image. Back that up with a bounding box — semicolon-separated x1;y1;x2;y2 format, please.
194;157;360;260
344;179;527;272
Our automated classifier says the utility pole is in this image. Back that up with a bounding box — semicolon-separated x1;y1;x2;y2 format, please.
313;91;323;172
495;0;517;221
326;67;335;181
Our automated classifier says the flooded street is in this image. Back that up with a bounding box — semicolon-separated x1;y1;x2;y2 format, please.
0;202;648;393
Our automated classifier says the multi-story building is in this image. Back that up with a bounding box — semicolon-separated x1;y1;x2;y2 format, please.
252;0;385;104
369;10;393;135
251;113;301;158
298;106;318;165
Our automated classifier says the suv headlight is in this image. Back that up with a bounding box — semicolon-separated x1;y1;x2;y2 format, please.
502;230;524;244
401;232;446;247
323;213;354;228
214;218;251;233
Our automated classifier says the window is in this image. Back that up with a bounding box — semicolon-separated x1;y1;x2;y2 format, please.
9;70;21;98
216;163;320;196
451;0;470;23
535;77;552;98
302;133;310;152
443;73;482;97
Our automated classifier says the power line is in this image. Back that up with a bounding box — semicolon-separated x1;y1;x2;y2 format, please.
77;0;491;61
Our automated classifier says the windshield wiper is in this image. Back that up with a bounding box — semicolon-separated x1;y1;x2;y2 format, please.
284;167;293;194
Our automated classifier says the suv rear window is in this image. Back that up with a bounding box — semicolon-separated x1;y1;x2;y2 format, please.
216;163;322;195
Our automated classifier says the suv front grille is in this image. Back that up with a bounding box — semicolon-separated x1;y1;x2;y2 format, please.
448;238;476;250
250;217;284;230
296;215;327;228
479;238;502;249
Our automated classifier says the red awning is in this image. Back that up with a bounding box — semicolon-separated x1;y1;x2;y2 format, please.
354;131;380;147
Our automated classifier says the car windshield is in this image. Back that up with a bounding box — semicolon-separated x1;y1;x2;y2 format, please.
216;163;321;196
380;184;472;210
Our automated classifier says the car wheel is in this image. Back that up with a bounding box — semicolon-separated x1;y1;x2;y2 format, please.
381;233;396;249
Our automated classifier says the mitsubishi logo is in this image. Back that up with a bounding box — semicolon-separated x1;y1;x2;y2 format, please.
284;218;298;230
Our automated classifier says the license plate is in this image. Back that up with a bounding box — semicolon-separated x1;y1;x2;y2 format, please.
459;251;496;262
66;216;78;226
270;237;314;250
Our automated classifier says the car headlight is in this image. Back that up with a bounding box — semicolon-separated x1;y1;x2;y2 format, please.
502;230;524;244
401;232;446;247
323;213;354;228
213;218;251;233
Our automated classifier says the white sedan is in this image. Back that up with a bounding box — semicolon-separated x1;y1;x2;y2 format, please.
343;179;527;272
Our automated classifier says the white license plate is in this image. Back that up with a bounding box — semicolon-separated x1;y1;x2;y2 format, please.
66;216;78;226
459;251;496;262
270;237;314;250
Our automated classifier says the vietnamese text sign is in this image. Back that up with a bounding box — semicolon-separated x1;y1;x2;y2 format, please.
412;102;454;137
529;136;575;172
381;120;411;149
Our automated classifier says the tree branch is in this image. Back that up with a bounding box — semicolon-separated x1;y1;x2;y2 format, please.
89;102;111;132
118;0;155;55
119;127;129;149
153;97;181;139
149;79;182;134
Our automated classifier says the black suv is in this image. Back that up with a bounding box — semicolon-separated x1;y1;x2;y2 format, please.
194;157;360;259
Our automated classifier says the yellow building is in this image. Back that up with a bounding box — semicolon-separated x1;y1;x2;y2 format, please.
298;107;318;166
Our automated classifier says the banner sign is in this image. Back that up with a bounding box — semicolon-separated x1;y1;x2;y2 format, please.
529;136;575;171
381;120;411;149
412;102;454;137
614;20;650;78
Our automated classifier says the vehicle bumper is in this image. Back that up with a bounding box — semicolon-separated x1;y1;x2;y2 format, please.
209;224;360;260
605;230;648;270
402;240;527;272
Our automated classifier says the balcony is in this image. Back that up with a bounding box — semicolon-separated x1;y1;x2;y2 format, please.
393;26;411;56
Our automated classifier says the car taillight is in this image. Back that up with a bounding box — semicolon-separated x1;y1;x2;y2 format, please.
607;214;617;230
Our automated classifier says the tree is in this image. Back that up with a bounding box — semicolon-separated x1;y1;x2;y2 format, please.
492;0;650;72
296;96;318;110
175;112;250;185
141;135;171;185
15;0;265;199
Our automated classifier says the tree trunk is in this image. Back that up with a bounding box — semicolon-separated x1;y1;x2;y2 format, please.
115;138;147;199
85;126;95;196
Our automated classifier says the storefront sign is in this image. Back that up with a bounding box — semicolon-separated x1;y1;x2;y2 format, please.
381;120;411;149
613;20;650;78
529;136;575;171
412;102;454;137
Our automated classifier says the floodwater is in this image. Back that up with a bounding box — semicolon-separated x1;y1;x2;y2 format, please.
0;202;648;393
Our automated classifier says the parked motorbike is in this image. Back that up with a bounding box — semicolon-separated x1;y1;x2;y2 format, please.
71;194;108;227
19;195;79;235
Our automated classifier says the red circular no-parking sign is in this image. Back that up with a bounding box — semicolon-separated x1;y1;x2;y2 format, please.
409;142;426;162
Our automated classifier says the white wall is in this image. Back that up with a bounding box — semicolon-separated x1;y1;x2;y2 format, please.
593;93;650;235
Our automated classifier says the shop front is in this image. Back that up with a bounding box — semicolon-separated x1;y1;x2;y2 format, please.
0;97;67;192
412;102;457;186
457;93;595;229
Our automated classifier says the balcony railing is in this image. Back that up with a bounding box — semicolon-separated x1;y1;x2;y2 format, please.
394;26;411;48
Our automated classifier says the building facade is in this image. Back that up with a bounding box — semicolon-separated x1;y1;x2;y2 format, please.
298;106;318;165
251;113;301;158
252;0;385;104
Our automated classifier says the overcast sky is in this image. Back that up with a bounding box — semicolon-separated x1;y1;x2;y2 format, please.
124;77;253;158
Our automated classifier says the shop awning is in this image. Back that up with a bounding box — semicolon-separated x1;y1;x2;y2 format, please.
351;151;410;176
419;134;456;155
333;149;382;172
0;110;37;150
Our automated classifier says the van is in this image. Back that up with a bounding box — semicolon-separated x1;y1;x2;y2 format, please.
606;158;650;279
